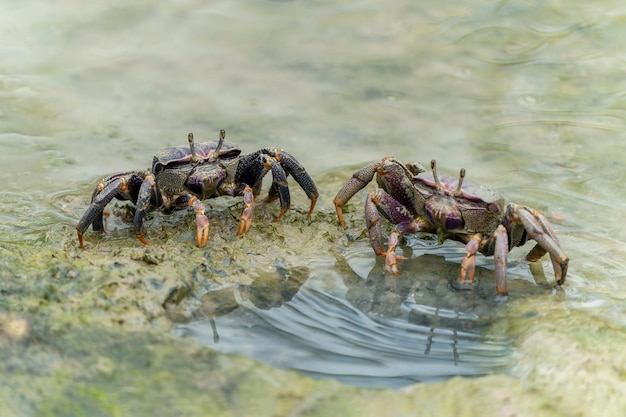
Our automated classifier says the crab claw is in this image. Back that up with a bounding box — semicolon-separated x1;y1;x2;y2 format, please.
190;197;210;248
238;207;253;235
195;214;210;248
384;230;407;275
460;235;481;283
238;186;255;235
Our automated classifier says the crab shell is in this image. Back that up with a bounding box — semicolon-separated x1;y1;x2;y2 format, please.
414;170;505;235
152;140;241;172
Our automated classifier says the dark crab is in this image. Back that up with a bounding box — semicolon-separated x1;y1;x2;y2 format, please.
76;130;319;248
333;157;569;297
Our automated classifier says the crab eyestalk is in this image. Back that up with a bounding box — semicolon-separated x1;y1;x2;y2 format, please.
454;168;466;197
188;133;199;163
430;159;443;191
208;129;226;162
218;129;225;147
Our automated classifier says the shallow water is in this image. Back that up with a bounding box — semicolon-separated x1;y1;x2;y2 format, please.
175;256;514;388
2;0;626;415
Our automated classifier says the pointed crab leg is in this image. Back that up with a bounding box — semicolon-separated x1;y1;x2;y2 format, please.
365;191;386;257
236;148;319;222
460;234;481;284
333;161;380;227
513;205;569;285
519;207;566;284
263;155;291;222
492;225;509;296
368;188;433;234
133;173;162;245
262;148;319;219
76;176;129;249
385;230;406;275
238;186;255;235
365;190;413;275
247;155;292;222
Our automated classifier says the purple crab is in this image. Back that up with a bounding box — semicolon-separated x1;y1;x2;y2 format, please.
333;157;569;297
76;130;319;248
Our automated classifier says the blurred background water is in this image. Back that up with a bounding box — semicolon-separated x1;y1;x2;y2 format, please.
1;0;626;401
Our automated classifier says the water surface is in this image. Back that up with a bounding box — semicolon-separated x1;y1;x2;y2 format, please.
175;255;516;388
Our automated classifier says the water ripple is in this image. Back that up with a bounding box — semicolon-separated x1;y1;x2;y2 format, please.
175;264;511;388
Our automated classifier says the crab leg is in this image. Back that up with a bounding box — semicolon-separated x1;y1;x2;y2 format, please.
76;176;130;249
333;161;381;227
366;190;425;275
513;205;569;285
247;154;293;221
133;173;162;245
238;186;255;235
385;230;406;275
519;207;566;283
265;155;291;222
88;183;106;233
460;235;481;284
461;226;512;297
492;225;509;296
262;148;319;219
238;149;319;221
365;191;386;256
369;189;432;234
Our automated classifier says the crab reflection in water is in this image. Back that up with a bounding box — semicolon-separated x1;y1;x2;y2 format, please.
171;249;527;388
